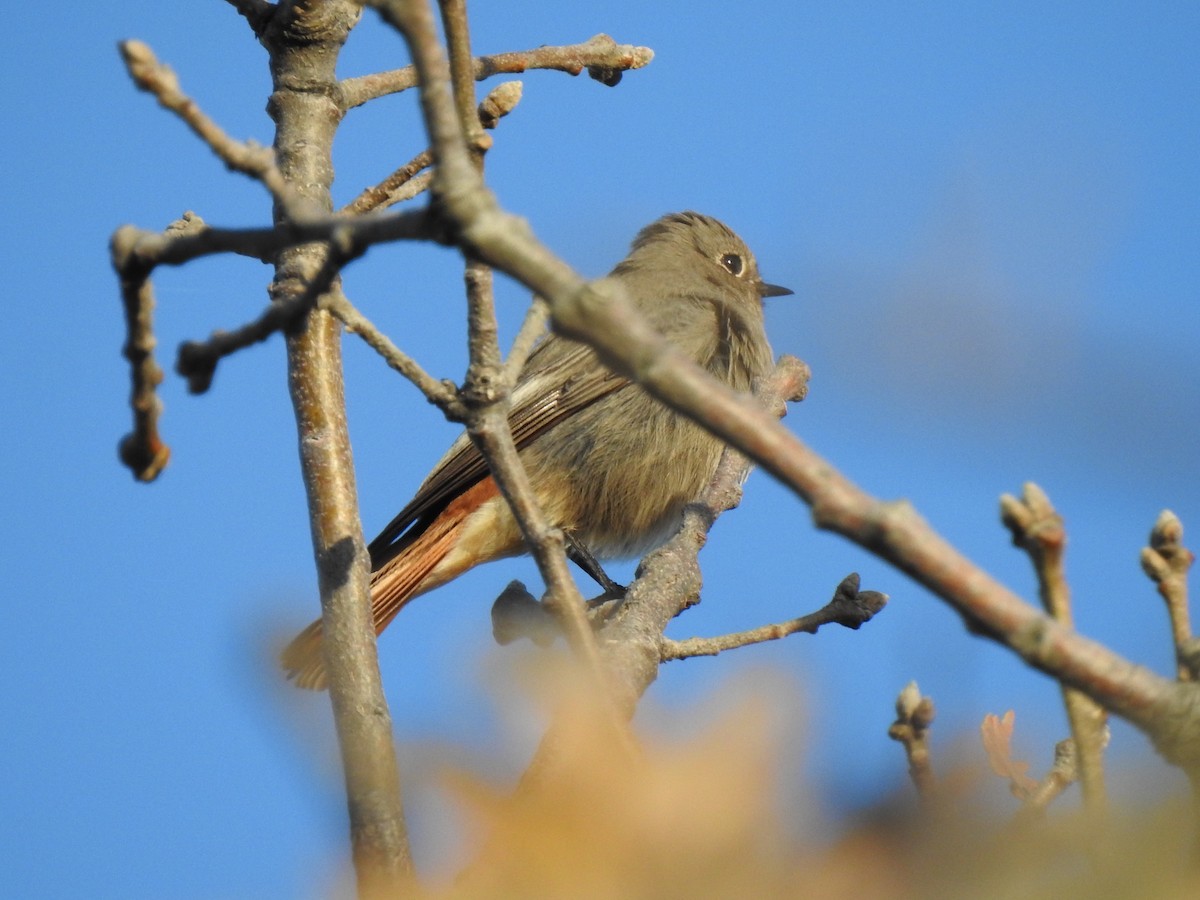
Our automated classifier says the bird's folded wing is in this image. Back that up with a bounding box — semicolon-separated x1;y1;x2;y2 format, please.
367;338;629;568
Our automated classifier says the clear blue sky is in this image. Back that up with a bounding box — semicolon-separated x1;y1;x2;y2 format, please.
3;2;1198;896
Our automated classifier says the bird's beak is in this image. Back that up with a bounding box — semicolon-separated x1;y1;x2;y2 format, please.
758;281;794;298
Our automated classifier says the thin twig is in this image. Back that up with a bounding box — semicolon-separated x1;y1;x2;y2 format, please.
457;260;613;697
341;149;431;217
339;32;652;109
1001;483;1109;811
176;244;351;394
118;40;299;210
888;682;938;807
1141;511;1196;681
1023;739;1079;818
502;298;548;383
322;288;463;415
660;573;886;661
340;81;521;216
438;0;485;148
111;227;170;481
462;329;633;760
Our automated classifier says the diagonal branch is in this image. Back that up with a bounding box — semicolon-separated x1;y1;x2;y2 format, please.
176;249;349;394
118;40;300;210
584;357;810;708
322;288;463;414
660;573;887;661
340;81;522;216
373;0;1200;781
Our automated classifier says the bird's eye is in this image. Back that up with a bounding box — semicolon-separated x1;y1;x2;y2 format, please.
720;253;744;276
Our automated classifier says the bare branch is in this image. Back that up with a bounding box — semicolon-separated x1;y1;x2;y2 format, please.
262;2;412;890
502;298;548;384
339;32;652;109
1142;511;1196;681
175;250;346;394
322;288;463;414
1022;739;1079;818
111;225;171;482
888;682;938;806
438;0;485;148
579;358;812;710
660;573;886;661
342;149;432;217
117;40;298;208
114;206;432;272
1000;483;1109;810
457;262;633;761
457;262;613;695
339;81;522;216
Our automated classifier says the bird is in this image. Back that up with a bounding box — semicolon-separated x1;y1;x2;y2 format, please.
282;211;791;689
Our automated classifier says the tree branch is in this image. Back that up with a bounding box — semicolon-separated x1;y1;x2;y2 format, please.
118;40;300;210
322;288;463;415
339;32;652;109
339;80;522;216
502;298;548;384
1001;483;1109;810
263;2;412;892
1022;738;1079;819
659;573;886;661
889;682;938;808
583;357;811;709
1142;511;1196;682
111;225;171;482
113;206;432;271
175;249;345;394
371;0;1200;783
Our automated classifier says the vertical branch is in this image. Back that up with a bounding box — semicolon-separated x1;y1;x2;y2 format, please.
1141;511;1195;682
111;228;170;482
430;0;623;740
888;682;938;808
437;0;487;151
1001;483;1108;811
457;239;611;707
369;0;493;222
263;3;412;893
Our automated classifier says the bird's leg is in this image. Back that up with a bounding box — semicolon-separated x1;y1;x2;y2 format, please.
565;533;627;602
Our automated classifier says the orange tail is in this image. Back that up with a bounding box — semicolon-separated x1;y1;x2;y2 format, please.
281;477;501;690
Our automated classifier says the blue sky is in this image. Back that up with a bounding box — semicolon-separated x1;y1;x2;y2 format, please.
3;2;1198;896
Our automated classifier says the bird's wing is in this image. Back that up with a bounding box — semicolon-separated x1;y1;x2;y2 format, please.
367;337;630;567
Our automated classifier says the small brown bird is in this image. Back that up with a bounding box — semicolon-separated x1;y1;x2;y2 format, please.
282;212;791;689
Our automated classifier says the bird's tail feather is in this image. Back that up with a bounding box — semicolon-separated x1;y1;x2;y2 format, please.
279;499;475;691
